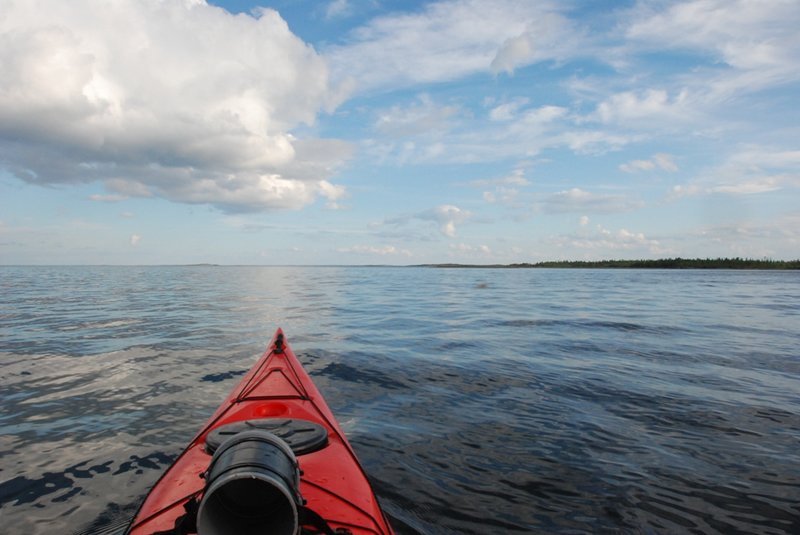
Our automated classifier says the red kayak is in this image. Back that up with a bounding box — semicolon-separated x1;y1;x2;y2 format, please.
126;329;394;535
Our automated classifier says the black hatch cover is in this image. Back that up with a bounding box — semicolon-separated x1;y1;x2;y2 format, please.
205;418;328;456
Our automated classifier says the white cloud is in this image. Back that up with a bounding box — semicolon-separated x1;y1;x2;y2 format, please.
594;89;692;125
449;243;492;256
420;204;470;237
129;234;141;246
488;98;529;121
338;244;412;257
375;94;459;137
0;1;349;213
326;0;577;93
489;12;577;76
653;153;679;172
667;184;702;200
689;215;800;259
542;188;644;214
335;1;794;171
623;160;656;173
620;153;678;173
626;0;800;75
490;33;534;76
484;186;519;205
104;179;153;198
730;148;800;170
318;180;348;209
136;171;334;212
382;204;471;238
710;179;783;195
371;99;606;165
552;224;667;256
367;94;627;167
472;167;530;206
579;215;589;226
89;193;127;202
622;0;800;102
556;131;638;155
548;0;800;156
325;0;351;20
520;105;569;125
470;168;530;188
362;94;464;164
668;146;800;199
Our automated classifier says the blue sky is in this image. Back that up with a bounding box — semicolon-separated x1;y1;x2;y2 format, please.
1;0;798;265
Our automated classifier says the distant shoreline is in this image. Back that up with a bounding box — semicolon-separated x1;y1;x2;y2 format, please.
2;258;799;269
418;258;800;270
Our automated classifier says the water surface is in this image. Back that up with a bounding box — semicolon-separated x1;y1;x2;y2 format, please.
1;266;798;534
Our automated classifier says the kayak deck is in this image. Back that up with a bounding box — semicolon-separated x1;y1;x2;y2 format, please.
127;329;393;535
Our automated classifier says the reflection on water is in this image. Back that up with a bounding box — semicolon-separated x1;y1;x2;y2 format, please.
1;266;799;534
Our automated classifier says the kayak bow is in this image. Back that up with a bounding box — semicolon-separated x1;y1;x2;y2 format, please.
126;329;394;535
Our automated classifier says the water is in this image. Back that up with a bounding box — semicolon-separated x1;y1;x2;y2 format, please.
1;266;799;534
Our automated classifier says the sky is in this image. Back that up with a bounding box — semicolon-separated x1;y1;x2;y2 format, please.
1;0;798;265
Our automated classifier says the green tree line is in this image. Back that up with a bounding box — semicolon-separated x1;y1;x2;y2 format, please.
515;258;800;269
422;258;800;269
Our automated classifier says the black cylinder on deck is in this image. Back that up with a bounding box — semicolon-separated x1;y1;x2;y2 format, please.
197;429;302;535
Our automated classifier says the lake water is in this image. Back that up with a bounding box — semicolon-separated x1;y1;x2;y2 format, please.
1;266;799;534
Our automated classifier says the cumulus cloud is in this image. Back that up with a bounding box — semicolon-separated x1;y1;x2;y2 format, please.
620;153;678;173
0;1;349;213
542;188;644;214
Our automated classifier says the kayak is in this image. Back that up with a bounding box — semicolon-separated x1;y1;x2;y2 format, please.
126;329;394;535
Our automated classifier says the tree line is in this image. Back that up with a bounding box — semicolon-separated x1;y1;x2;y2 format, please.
516;258;800;269
422;258;800;269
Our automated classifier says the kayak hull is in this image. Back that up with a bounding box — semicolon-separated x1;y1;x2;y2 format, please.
126;329;394;535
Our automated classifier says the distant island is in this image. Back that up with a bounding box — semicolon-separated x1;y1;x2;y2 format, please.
421;258;800;269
